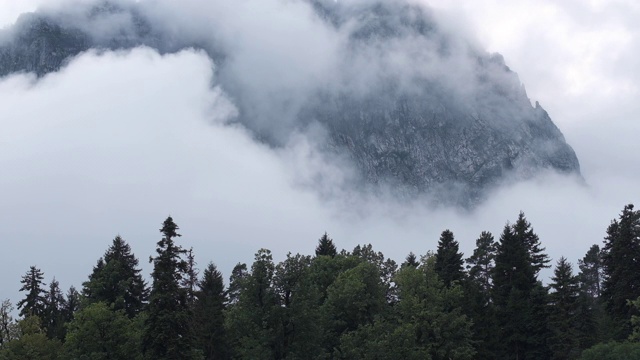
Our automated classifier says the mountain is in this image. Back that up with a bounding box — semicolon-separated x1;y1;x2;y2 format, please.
0;0;580;206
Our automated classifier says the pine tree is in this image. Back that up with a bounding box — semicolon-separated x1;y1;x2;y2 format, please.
579;244;603;299
315;232;337;257
228;263;248;306
602;204;640;339
17;266;47;319
548;257;580;360
193;262;229;360
181;247;199;307
434;229;464;287
83;235;148;318
62;286;80;324
143;216;194;359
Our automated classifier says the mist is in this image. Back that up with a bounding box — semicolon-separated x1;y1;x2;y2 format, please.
1;0;639;309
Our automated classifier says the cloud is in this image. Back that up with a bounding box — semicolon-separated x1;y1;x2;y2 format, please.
1;0;640;310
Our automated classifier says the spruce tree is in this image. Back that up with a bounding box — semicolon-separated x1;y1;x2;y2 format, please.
602;204;640;339
193;262;229;360
466;231;497;293
434;229;464;287
402;252;419;268
492;214;551;359
228;263;248;305
143;216;193;359
181;247;199;307
17;266;47;319
83;235;148;318
43;278;65;340
315;232;337;257
548;257;580;359
579;244;603;299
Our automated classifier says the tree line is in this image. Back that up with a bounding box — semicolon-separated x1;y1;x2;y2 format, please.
1;205;640;359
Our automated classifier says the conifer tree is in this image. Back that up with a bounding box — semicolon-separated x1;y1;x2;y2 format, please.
17;266;47;319
63;286;80;324
143;216;194;359
402;252;419;268
466;231;496;293
548;257;580;359
579;244;603;299
43;278;65;340
228;263;248;305
434;229;464;287
193;262;229;360
181;247;199;307
83;235;148;318
315;232;337;257
602;204;640;339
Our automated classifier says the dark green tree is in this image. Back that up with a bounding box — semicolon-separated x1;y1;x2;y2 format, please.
0;300;18;349
315;232;337;257
548;257;581;359
0;315;62;360
464;231;498;359
577;245;604;347
42;279;65;341
83;235;148;318
434;229;464;287
181;247;199;307
17;266;47;319
227;263;248;306
492;214;551;359
579;244;603;299
602;204;640;339
142;216;194;359
62;286;80;324
193;262;229;360
402;252;419;268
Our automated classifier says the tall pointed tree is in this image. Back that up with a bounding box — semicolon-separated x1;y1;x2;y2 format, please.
17;266;47;319
83;235;148;318
315;232;337;257
43;278;65;340
434;229;464;287
193;262;229;360
548;257;580;360
578;244;603;299
143;216;194;359
602;204;640;339
466;231;497;293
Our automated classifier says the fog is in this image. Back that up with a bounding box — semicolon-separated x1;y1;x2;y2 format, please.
1;0;639;309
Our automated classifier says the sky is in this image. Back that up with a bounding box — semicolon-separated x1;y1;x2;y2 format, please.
1;0;639;309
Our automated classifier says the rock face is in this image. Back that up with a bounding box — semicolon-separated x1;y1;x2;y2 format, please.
0;0;580;206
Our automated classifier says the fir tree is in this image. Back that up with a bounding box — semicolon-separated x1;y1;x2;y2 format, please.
434;229;464;287
402;252;419;268
548;257;581;360
602;204;640;339
83;235;148;318
193;263;229;360
17;266;47;319
579;244;603;299
466;231;497;293
62;286;80;324
43;278;65;340
315;232;337;257
181;247;199;307
143;216;194;359
228;263;248;306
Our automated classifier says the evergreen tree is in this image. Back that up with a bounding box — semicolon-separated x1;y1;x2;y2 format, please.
181;247;199;307
434;229;464;287
142;216;194;359
193;262;229;360
464;231;498;360
43;279;65;340
17;266;47;319
402;252;419;268
492;214;551;359
548;257;581;360
315;232;337;257
83;235;148;318
466;231;496;293
62;286;80;324
227;263;248;306
0;300;18;349
579;244;603;299
602;204;640;339
577;245;605;347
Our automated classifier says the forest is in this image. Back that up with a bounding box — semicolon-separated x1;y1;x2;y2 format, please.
1;205;640;360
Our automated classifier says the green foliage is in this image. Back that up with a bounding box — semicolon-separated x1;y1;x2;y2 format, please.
549;257;581;359
142;216;195;359
0;300;18;349
315;232;337;257
83;235;148;318
602;204;640;339
43;279;65;341
63;302;143;360
580;342;640;360
193;263;229;360
434;229;464;287
0;316;61;360
17;266;47;319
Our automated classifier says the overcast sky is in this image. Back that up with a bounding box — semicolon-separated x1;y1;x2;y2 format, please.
1;0;639;309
